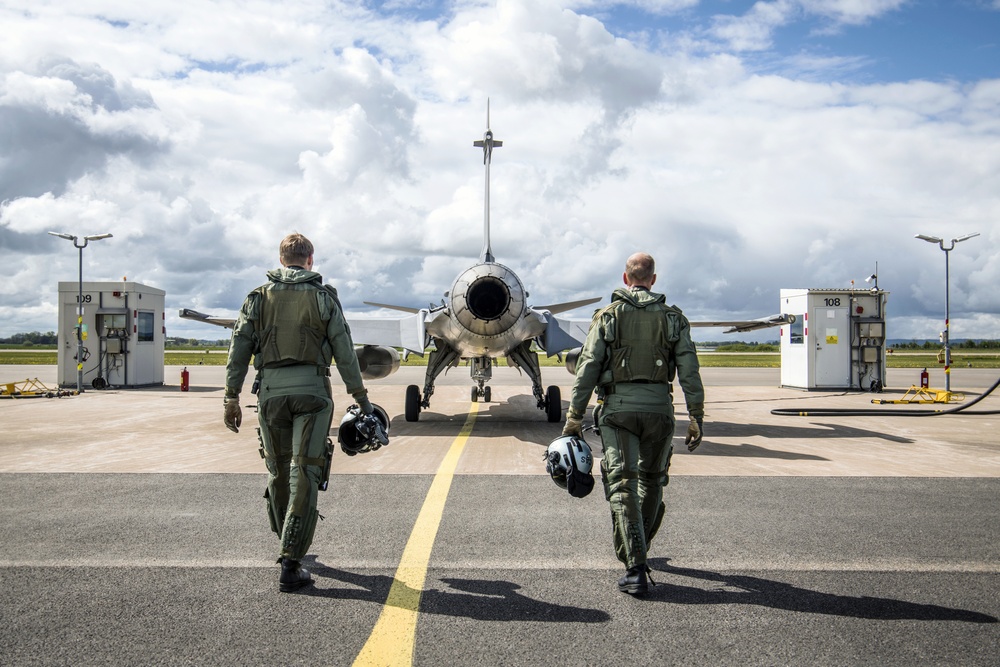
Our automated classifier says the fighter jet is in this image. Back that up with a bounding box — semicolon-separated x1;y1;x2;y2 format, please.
181;109;794;423
344;108;603;422
183;110;601;422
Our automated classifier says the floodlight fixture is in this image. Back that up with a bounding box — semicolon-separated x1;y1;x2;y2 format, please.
914;231;980;392
48;231;113;393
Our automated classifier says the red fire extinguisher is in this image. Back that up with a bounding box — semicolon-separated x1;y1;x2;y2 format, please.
181;367;190;392
920;368;929;389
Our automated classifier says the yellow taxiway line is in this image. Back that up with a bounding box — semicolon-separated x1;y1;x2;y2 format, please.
352;402;479;666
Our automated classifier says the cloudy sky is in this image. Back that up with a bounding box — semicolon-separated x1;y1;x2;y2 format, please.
1;0;998;342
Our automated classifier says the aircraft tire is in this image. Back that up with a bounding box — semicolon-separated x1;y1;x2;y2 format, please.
405;384;421;422
484;386;492;403
545;385;561;423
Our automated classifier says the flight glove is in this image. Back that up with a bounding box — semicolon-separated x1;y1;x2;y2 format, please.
685;416;703;452
562;416;583;438
356;394;374;416
224;396;242;433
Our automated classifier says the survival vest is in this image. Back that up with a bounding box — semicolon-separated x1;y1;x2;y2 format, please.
251;281;330;368
598;289;682;385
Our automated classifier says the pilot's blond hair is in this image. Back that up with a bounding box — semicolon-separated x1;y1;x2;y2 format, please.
280;233;313;267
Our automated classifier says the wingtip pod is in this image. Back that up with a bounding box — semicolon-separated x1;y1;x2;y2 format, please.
721;313;796;334
178;308;208;320
178;308;237;329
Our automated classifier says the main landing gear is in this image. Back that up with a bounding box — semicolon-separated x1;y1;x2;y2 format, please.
403;340;563;423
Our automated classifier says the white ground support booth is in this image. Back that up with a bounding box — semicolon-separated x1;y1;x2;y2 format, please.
779;288;888;391
57;281;165;389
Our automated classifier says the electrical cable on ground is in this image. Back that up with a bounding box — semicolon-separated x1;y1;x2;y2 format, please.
770;375;1000;417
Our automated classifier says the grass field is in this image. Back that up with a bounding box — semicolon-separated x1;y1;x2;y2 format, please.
3;350;999;369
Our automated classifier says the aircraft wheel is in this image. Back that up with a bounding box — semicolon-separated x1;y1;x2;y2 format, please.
405;385;421;422
545;385;561;423
471;386;479;402
484;386;492;403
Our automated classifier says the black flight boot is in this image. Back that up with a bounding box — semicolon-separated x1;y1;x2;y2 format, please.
618;565;649;596
279;558;312;593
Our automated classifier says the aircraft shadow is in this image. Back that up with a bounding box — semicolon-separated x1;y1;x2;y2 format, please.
688;441;828;461
644;560;998;623
300;560;609;623
706;421;913;444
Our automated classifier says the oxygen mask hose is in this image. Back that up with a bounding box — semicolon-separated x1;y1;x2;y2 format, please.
770;374;1000;417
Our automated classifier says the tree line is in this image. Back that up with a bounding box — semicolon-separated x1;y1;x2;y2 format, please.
0;332;229;347
891;340;1000;350
0;331;58;346
3;331;996;350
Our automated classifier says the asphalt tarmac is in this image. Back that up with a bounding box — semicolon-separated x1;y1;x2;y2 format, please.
1;364;998;666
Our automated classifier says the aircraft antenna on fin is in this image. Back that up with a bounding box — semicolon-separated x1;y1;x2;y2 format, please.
473;99;502;263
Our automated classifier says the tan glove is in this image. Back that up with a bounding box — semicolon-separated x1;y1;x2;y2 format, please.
562;415;583;438
224;396;242;433
685;416;703;452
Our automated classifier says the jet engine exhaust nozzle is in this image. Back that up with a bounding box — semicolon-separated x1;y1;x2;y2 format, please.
450;263;526;338
467;276;510;320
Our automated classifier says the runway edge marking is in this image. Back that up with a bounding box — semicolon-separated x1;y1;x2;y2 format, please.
353;402;479;667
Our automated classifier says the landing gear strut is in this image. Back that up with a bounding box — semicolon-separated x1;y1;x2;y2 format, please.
405;339;460;422
508;341;562;422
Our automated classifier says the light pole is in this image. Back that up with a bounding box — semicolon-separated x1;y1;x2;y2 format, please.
915;232;980;393
48;231;113;393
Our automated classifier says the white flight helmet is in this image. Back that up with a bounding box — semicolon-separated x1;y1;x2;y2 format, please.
544;435;595;498
338;403;390;455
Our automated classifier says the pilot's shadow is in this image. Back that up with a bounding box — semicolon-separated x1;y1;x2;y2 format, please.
646;560;997;623
301;559;609;623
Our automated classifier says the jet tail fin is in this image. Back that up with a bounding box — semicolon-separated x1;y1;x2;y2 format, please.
474;99;501;263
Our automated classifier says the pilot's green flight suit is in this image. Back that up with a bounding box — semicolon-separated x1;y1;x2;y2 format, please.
226;267;369;562
567;286;704;570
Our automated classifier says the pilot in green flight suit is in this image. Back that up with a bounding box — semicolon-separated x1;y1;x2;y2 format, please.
563;252;705;596
224;233;374;593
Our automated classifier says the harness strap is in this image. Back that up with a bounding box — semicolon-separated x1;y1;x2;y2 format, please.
293;455;327;468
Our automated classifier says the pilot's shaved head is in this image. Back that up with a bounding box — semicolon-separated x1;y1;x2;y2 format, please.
624;252;656;288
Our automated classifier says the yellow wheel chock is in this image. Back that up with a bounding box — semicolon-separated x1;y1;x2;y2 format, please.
0;378;75;399
872;385;965;405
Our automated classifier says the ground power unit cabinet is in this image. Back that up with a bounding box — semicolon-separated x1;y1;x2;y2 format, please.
779;288;888;391
57;281;166;389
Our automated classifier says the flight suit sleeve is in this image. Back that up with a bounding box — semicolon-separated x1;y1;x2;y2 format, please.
567;315;608;421
225;293;259;398
323;289;367;399
672;314;705;420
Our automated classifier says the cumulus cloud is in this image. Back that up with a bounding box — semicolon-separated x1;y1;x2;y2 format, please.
0;57;167;200
0;0;997;344
707;0;908;52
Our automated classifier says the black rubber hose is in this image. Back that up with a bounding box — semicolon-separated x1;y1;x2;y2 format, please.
770;374;1000;417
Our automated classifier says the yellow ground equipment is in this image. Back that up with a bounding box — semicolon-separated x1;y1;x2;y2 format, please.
872;385;965;405
0;378;75;399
